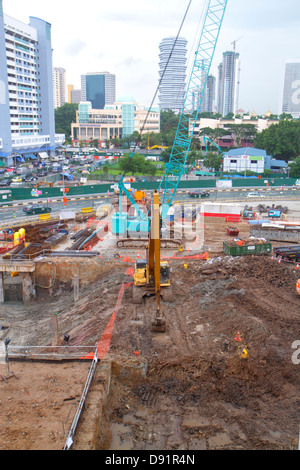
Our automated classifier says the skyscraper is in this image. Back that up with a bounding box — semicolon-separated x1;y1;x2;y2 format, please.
200;75;216;113
53;67;66;108
81;72;116;109
0;0;61;164
217;51;240;116
158;37;187;113
281;59;300;118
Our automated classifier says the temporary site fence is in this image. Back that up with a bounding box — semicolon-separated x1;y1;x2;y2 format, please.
7;178;298;201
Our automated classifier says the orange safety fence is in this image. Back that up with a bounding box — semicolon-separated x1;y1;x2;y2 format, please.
81;282;133;360
125;267;135;278
162;252;209;260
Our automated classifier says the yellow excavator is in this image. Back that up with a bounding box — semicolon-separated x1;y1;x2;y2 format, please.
34;181;54;188
132;190;171;332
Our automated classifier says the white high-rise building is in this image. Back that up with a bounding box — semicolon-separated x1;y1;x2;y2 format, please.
217;51;240;116
158;37;187;114
281;59;300;118
53;67;66;108
0;0;64;165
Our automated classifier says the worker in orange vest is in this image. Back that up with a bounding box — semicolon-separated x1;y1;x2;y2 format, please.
296;280;300;295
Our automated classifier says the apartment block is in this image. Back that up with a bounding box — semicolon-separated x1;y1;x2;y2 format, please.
0;0;64;164
53;67;66;108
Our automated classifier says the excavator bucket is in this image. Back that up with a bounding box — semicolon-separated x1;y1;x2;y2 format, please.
151;318;166;333
151;305;166;332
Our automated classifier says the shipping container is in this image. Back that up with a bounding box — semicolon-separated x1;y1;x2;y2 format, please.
223;241;272;256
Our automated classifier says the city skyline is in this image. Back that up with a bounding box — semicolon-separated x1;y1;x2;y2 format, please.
2;0;300;116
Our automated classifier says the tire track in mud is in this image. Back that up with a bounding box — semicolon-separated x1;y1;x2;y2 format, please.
164;303;199;356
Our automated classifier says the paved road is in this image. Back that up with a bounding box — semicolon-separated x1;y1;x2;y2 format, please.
0;197;110;223
178;187;300;201
1;187;300;224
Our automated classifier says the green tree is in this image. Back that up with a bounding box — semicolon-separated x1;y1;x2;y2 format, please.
160;110;180;133
199;111;222;119
223;123;257;147
187;149;203;165
55;103;78;140
161;147;172;163
102;164;109;176
288;157;300;177
119;153;157;175
199;127;228;144
223;112;235;120
141;132;162;149
204;151;223;171
111;137;122;148
254;120;300;161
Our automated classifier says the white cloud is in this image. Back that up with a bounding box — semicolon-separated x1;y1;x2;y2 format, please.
65;39;87;57
2;0;300;114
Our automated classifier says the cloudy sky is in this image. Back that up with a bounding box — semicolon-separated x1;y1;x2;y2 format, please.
3;0;300;114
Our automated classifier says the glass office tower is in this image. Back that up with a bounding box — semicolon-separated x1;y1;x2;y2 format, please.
81;72;116;110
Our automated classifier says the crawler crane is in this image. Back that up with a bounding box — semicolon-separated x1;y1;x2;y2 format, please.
117;0;229;330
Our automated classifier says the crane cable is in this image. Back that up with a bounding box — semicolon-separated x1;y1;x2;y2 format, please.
121;0;193;178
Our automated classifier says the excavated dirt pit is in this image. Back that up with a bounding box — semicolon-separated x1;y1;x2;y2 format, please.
0;221;300;450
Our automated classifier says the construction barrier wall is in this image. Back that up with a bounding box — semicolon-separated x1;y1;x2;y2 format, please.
7;177;297;201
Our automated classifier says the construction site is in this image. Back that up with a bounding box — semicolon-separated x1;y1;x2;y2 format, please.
0;194;299;451
0;0;299;454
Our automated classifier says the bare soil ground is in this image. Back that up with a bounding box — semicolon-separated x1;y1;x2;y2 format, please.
0;221;299;450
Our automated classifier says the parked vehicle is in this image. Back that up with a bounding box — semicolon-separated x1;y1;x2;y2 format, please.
23;204;52;215
11;176;23;183
0;179;12;187
37;170;48;177
52;164;62;173
25;176;38;182
16;166;30;175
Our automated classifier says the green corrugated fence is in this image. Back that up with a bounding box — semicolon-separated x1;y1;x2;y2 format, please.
8;177;298;201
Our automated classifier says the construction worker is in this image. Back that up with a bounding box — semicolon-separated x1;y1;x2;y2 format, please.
296;280;300;295
239;347;248;359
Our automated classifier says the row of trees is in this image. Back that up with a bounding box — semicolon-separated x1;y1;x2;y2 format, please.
254;119;300;161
